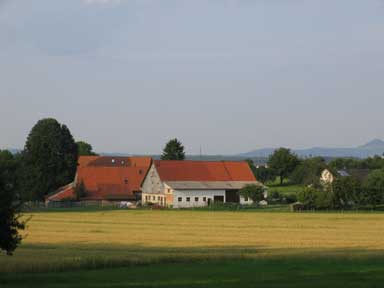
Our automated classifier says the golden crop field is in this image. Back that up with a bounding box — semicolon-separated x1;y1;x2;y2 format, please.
2;210;384;273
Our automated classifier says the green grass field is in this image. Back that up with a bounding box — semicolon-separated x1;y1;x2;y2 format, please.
1;210;384;287
266;177;305;195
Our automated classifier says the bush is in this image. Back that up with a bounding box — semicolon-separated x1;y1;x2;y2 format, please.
363;169;384;207
238;184;265;203
284;193;297;204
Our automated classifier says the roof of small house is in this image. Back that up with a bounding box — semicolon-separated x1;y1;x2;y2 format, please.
154;160;257;182
46;183;75;201
324;168;371;182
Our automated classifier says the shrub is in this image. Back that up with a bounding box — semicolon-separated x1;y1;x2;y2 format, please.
284;193;297;204
239;184;265;203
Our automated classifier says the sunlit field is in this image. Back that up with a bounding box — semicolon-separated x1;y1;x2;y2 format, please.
1;210;384;287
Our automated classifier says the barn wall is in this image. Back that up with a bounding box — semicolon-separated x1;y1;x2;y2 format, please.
172;190;225;208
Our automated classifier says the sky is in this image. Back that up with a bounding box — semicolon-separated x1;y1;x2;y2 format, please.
0;0;384;155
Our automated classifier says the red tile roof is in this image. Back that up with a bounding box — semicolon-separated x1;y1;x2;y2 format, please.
47;156;152;201
77;166;148;200
154;160;256;182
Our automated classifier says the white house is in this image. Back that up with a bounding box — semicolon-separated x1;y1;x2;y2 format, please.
141;160;263;208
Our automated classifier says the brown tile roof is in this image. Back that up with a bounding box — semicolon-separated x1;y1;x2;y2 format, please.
154;160;257;182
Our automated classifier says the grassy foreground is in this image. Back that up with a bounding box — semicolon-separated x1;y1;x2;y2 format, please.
1;210;384;287
2;257;384;288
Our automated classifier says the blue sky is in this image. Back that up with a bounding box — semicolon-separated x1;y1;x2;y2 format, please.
1;0;384;154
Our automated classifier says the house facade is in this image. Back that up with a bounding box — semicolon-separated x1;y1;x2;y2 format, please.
141;160;262;208
320;168;371;185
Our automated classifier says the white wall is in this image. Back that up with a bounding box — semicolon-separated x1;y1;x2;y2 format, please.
172;190;225;208
141;164;164;195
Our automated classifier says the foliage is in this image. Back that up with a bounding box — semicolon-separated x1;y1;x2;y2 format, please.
363;169;384;207
290;157;327;187
0;150;25;255
238;184;265;203
161;138;186;160
268;148;300;185
74;180;87;200
329;155;384;170
284;193;298;204
246;159;275;183
332;177;362;209
297;187;319;210
76;141;97;156
22;119;78;200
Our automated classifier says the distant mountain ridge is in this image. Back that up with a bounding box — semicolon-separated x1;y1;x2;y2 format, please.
240;139;384;159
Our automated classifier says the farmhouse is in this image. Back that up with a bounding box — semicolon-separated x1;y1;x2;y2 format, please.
320;168;371;185
46;156;152;203
141;160;262;208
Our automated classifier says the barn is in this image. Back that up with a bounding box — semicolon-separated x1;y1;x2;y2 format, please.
46;156;152;204
141;160;262;208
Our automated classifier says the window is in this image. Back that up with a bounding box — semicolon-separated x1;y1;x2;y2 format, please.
178;197;182;202
186;197;190;202
158;196;161;201
195;197;199;202
124;179;128;185
152;196;156;201
203;197;206;202
244;197;249;202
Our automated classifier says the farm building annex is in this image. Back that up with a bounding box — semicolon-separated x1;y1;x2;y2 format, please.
46;156;262;208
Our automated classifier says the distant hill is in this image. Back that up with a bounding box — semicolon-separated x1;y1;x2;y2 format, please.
240;139;384;159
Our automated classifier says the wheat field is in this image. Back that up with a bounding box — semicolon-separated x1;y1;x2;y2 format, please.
2;210;384;273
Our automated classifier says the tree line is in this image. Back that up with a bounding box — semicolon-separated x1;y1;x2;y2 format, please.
247;148;384;210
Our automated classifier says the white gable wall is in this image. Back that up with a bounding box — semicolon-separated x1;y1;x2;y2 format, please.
141;163;164;195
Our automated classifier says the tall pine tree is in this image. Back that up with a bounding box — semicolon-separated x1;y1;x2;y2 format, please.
161;138;186;160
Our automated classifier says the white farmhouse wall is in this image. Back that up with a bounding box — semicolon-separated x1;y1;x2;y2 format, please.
173;190;225;208
141;164;164;195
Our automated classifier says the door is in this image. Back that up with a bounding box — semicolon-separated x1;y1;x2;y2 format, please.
225;190;240;203
214;196;224;203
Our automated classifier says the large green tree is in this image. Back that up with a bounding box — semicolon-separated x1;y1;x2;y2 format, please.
22;119;78;200
332;176;362;208
268;148;300;185
363;169;384;207
0;150;25;255
76;141;97;156
246;159;275;184
161;138;185;160
290;157;327;187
